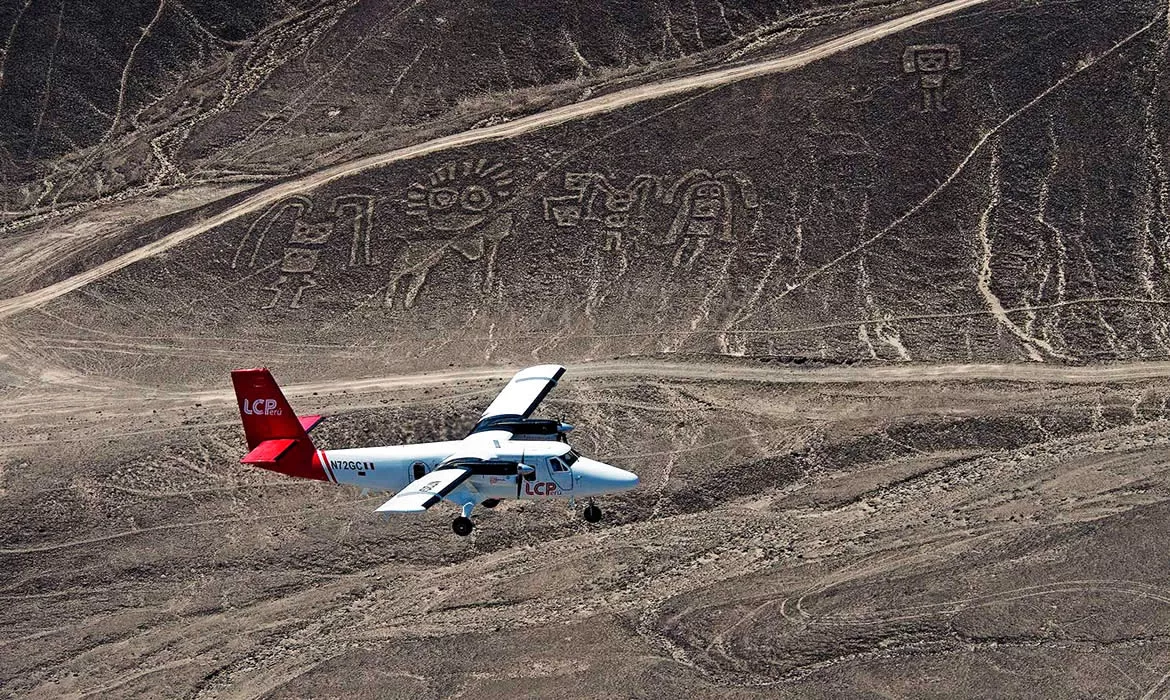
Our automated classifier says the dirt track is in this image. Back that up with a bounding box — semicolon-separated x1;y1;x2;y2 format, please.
6;357;1170;424
176;359;1170;403
0;0;992;322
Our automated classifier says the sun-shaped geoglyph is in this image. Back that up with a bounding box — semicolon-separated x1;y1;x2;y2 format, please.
404;159;516;235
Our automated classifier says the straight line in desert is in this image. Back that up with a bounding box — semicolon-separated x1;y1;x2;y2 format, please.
9;360;1167;416
0;0;993;321
256;360;1170;401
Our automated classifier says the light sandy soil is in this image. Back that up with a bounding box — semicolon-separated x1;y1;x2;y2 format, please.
3;357;1170;698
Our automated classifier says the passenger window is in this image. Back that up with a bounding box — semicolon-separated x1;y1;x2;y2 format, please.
412;462;427;480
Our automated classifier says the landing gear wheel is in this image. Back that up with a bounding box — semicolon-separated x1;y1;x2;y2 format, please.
583;504;603;523
452;516;474;536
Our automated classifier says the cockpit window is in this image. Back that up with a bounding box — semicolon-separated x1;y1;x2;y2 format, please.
561;450;580;467
550;458;568;472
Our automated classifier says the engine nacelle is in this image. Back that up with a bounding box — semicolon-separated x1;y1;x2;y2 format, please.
470;416;574;440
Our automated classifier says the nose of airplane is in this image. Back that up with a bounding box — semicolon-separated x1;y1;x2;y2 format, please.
577;458;640;493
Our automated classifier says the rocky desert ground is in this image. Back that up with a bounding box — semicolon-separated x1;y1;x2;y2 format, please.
3;0;1170;697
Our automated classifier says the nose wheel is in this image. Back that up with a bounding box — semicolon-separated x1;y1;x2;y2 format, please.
452;516;474;536
583;503;603;523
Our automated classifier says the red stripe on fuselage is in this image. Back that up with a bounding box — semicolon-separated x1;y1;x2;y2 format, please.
320;450;338;484
311;450;335;483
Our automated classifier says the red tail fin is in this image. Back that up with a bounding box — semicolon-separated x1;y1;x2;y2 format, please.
231;368;326;481
231;368;306;449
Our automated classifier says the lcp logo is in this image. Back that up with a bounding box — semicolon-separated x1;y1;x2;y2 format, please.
242;398;282;416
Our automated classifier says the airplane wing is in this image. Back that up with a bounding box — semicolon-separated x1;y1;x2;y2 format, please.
468;364;565;435
375;467;474;513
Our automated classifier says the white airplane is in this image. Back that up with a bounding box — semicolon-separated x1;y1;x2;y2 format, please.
231;364;639;535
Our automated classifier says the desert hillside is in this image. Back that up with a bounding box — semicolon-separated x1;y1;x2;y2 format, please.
3;0;1170;697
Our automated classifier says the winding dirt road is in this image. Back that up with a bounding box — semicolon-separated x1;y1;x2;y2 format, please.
0;0;993;321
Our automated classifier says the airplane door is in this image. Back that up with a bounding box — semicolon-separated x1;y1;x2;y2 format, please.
548;455;574;493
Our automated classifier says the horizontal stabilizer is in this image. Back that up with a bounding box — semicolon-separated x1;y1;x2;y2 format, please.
299;415;325;433
241;438;297;467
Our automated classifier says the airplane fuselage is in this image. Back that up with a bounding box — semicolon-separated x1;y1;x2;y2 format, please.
312;438;634;502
